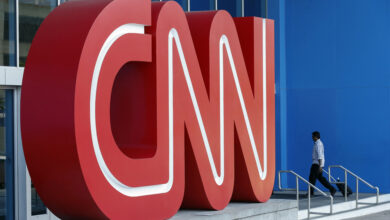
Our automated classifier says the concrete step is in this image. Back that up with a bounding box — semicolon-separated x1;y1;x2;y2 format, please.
298;194;390;220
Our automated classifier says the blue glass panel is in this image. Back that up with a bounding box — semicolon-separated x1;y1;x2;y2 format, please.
244;0;266;17
19;0;56;66
191;0;215;11
5;90;13;220
0;0;16;66
219;0;242;17
173;0;188;11
0;90;14;219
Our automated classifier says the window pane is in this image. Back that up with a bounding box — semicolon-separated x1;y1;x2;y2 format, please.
0;159;5;219
31;183;46;215
0;91;5;156
191;0;215;11
244;0;266;17
19;0;56;66
0;0;16;66
173;0;188;11
0;90;5;219
0;90;14;219
219;0;242;17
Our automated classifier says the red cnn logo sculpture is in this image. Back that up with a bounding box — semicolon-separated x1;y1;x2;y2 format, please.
21;0;275;219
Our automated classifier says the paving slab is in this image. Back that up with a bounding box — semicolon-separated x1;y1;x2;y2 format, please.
171;198;297;220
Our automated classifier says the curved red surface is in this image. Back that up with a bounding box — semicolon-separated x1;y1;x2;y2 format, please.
21;0;275;219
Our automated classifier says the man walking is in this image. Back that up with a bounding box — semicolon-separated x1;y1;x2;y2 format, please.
308;131;336;197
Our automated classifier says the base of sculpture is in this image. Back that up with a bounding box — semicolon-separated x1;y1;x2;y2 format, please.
171;198;297;220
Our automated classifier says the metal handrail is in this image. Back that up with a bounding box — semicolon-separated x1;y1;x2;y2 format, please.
278;170;333;219
328;165;379;208
322;170;337;182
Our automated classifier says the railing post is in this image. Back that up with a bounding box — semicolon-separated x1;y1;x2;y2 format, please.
345;170;348;202
356;178;359;208
296;176;299;210
376;187;379;204
278;170;342;219
309;165;379;215
308;186;310;219
330;196;333;214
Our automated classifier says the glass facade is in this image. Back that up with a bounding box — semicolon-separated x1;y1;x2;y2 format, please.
173;0;188;11
151;0;266;15
0;90;6;219
191;0;215;11
0;0;267;68
31;183;46;215
244;0;266;17
219;0;243;17
19;0;56;66
0;90;13;220
0;0;16;66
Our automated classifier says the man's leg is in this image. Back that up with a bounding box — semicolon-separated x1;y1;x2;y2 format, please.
317;170;336;195
308;164;318;195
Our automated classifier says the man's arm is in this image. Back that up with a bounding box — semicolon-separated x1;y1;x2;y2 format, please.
317;142;325;171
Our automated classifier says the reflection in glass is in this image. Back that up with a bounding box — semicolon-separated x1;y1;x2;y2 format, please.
0;90;6;219
0;0;16;66
0;159;4;220
31;183;46;215
0;91;5;156
244;0;266;17
19;0;56;66
0;90;12;220
219;0;243;17
173;0;188;11
191;0;215;11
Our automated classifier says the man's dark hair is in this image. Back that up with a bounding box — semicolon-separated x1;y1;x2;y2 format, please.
312;131;320;139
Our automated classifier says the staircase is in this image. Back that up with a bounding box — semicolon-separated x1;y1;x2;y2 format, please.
298;193;390;219
277;165;389;219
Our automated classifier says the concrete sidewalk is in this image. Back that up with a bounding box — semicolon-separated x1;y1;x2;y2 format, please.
171;197;297;219
346;210;390;220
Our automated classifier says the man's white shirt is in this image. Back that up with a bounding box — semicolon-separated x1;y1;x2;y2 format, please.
312;139;325;167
